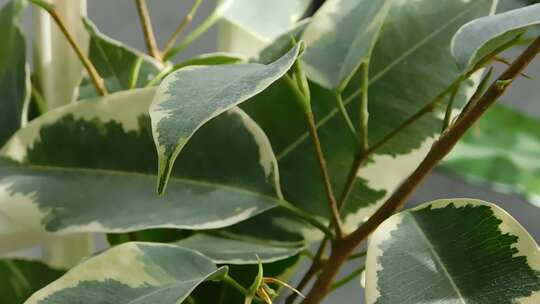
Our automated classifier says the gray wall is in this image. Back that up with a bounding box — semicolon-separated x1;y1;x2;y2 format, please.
2;0;539;303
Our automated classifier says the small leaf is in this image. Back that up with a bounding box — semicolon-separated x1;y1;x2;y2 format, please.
442;105;540;208
451;3;540;71
175;234;304;264
366;199;540;303
150;43;301;194
24;242;226;304
0;0;28;146
301;0;392;90
0;259;64;303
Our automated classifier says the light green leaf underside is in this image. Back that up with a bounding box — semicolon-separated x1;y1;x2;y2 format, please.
442;105;540;208
452;2;540;71
217;0;311;41
0;88;283;253
366;199;540;304
175;234;304;264
150;43;301;194
238;0;494;242
301;0;392;89
0;0;28;146
24;242;226;304
79;18;161;99
0;259;64;303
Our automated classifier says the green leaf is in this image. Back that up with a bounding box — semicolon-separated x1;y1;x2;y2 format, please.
218;0;311;41
0;259;64;303
442;105;540;208
0;88;283;254
257;18;310;65
301;0;392;90
174;52;245;69
79;18;161;99
451;3;540;71
0;0;28;147
240;0;494;241
150;43;301;194
365;199;540;303
175;234;304;264
24;242;227;304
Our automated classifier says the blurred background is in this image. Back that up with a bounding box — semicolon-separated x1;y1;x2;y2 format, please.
2;0;538;303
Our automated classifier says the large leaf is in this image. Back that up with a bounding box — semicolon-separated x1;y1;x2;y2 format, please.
257;18;310;65
176;234;304;264
365;199;540;303
239;0;495;241
0;259;64;303
78;18;161;99
452;3;540;71
33;0;88;109
24;242;226;304
0;88;283;254
0;0;28;147
217;0;311;41
442;105;540;207
301;0;392;90
150;43;301;194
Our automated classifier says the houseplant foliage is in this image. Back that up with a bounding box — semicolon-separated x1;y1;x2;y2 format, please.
0;0;540;303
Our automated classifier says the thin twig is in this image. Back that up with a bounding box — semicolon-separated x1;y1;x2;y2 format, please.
358;61;370;152
163;0;202;55
334;92;357;137
302;35;540;304
29;0;108;96
330;266;365;292
135;0;161;61
442;80;462;131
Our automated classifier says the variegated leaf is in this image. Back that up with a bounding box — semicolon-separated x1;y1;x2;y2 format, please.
366;199;540;304
0;88;282;254
238;0;495;242
301;0;392;90
176;234;304;264
0;259;64;303
452;2;540;71
78;18;161;99
24;242;227;304
174;52;245;69
442;105;540;208
150;43;301;194
0;0;29;146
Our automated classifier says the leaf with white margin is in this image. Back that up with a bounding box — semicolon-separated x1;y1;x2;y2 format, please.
150;43;301;194
218;0;311;41
442;105;540;208
0;259;64;303
0;88;283;254
0;0;29;147
33;0;88;109
452;3;540;71
301;0;392;90
24;242;227;304
235;0;495;242
175;234;304;264
365;198;540;304
78;18;161;99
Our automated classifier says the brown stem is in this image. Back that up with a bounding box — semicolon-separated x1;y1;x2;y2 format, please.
135;0;161;60
286;239;328;304
32;2;108;96
163;0;202;55
306;112;345;239
301;35;540;304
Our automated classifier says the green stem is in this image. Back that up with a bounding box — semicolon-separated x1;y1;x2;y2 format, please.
163;11;220;60
145;63;174;87
334;92;357;137
163;0;203;55
442;80;462;131
359;61;370;151
347;251;366;261
330;266;365;292
128;57;143;89
278;200;334;240
223;274;249;295
31;86;48;115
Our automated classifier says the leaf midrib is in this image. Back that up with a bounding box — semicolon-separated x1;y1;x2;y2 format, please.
0;163;283;204
277;0;488;161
